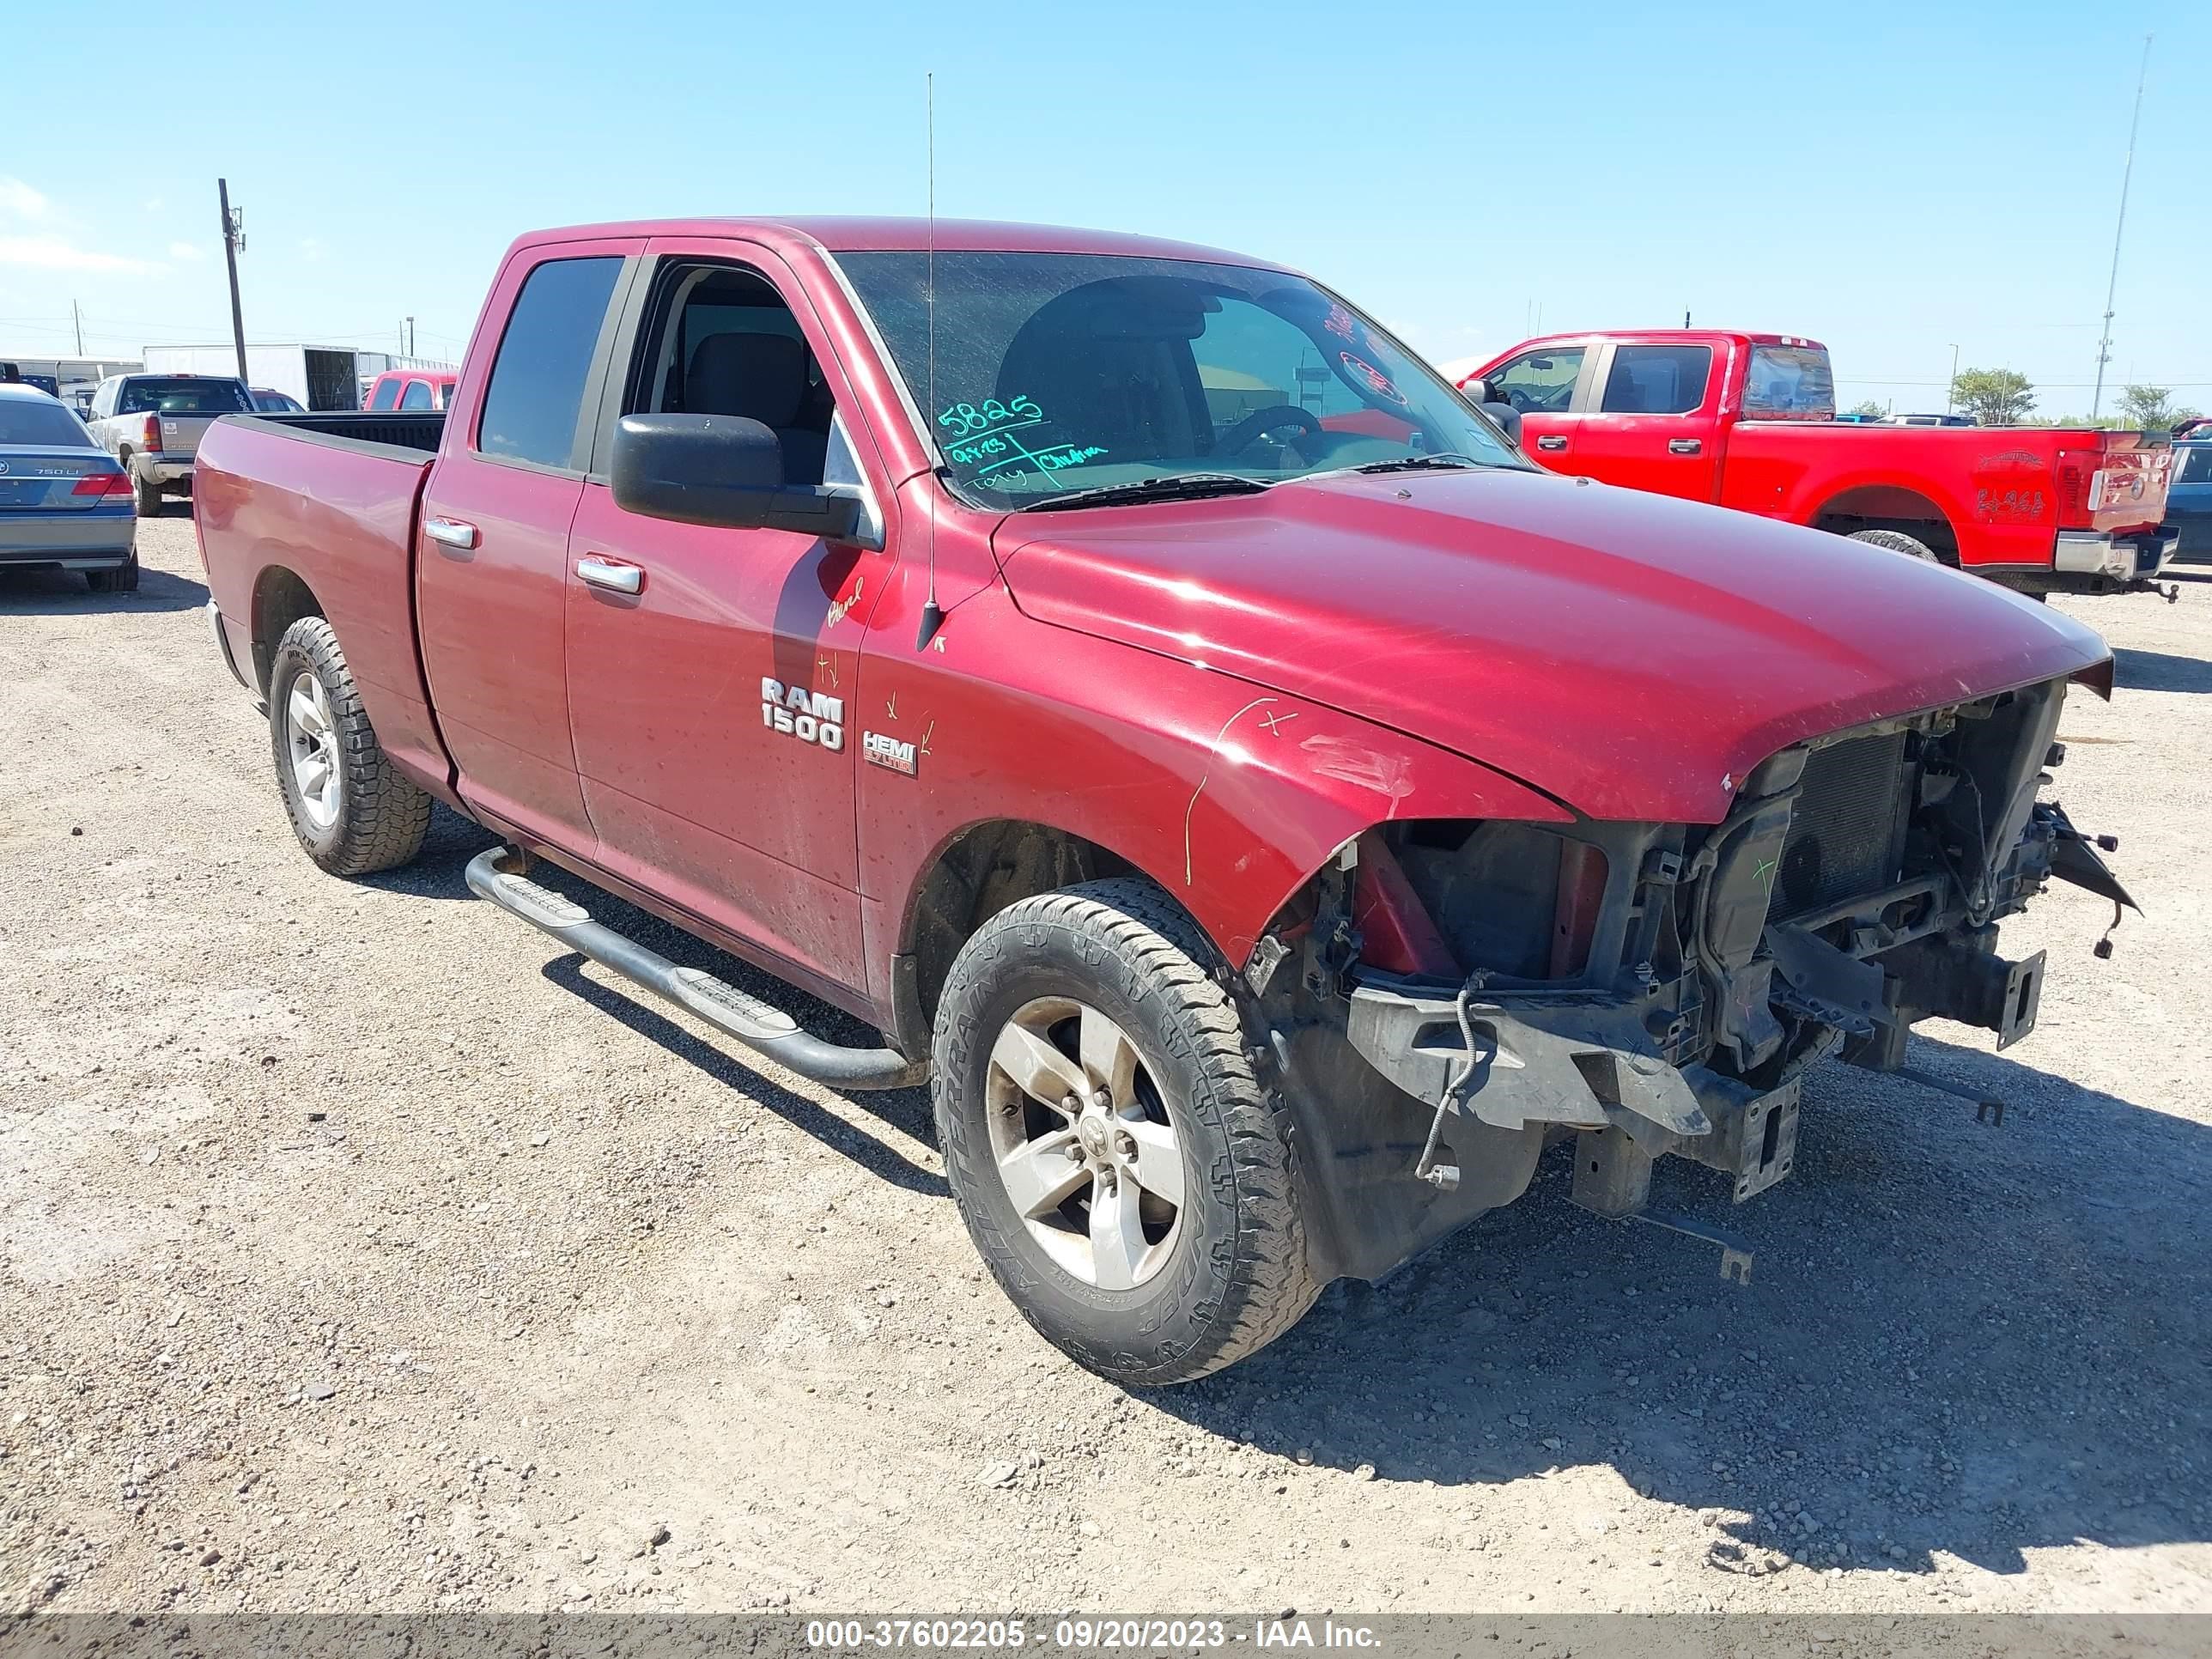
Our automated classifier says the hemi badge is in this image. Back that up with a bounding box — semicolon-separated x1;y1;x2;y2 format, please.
863;732;918;776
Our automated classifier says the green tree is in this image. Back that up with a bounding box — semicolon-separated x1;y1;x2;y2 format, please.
1949;368;2036;425
2114;384;2203;430
1846;399;1887;419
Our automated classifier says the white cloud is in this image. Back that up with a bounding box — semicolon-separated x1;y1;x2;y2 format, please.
0;234;162;276
167;240;204;261
0;177;52;219
299;237;328;263
143;197;167;213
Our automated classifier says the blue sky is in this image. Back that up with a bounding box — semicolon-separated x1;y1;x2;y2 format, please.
4;0;2204;417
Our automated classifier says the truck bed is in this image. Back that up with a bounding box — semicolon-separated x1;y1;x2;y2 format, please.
194;411;453;796
1716;421;2173;573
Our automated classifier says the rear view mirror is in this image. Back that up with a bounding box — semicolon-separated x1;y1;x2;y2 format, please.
611;413;860;539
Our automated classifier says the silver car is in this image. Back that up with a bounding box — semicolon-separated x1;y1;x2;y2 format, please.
0;383;138;592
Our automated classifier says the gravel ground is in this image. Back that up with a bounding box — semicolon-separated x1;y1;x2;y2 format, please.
3;514;2208;1618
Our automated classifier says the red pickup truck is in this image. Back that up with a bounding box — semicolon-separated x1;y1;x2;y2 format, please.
1461;331;2179;599
194;219;2131;1385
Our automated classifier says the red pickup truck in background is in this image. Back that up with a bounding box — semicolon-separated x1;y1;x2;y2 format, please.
1461;331;2179;599
194;220;2131;1386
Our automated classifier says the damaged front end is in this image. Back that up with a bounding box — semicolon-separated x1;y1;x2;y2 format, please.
1247;673;2134;1285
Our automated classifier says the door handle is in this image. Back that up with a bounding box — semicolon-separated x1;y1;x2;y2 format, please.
575;554;645;595
1668;438;1703;455
425;516;479;551
1535;435;1567;452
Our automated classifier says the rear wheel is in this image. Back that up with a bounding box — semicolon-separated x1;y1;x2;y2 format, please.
85;555;139;593
268;616;431;876
133;475;161;517
932;878;1320;1386
1848;527;1941;562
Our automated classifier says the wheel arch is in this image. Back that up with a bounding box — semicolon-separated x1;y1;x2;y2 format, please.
900;817;1148;1030
249;563;325;697
1812;483;1961;565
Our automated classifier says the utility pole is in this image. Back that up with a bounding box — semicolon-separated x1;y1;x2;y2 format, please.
71;300;83;356
217;179;248;380
2091;35;2152;421
1946;343;1960;415
404;316;416;357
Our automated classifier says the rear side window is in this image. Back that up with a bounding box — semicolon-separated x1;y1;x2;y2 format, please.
2179;447;2212;484
399;379;433;410
1743;345;1836;420
1601;345;1711;415
477;255;624;468
368;377;401;411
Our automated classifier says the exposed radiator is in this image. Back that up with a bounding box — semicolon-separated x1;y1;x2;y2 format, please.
1771;730;1911;917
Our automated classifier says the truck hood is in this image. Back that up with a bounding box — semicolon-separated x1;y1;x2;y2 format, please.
994;468;2110;823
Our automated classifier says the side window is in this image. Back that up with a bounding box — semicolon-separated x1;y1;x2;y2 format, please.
1601;345;1712;416
626;262;834;487
368;377;401;411
92;379;115;418
478;254;624;469
1488;348;1585;415
399;379;433;410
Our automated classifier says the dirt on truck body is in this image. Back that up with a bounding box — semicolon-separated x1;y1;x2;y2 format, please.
192;216;2135;1386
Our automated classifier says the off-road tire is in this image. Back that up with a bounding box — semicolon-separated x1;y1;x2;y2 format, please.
1849;526;1941;562
932;878;1321;1386
85;556;139;593
268;616;431;876
133;475;161;517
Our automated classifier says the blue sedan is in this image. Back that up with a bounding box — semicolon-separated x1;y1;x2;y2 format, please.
0;382;137;591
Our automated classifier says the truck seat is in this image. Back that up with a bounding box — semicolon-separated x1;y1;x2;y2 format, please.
684;332;830;484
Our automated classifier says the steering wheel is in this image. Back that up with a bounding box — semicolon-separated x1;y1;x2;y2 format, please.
1216;404;1324;456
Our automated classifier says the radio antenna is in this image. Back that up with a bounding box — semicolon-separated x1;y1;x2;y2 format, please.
915;70;946;651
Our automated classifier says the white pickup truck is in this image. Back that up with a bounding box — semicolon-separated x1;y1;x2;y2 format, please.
83;372;254;514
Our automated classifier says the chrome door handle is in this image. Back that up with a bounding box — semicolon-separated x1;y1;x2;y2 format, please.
425;516;478;551
1668;438;1703;455
1535;435;1567;452
575;555;644;595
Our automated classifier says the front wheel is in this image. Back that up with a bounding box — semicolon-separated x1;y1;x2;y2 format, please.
267;616;431;876
932;879;1321;1386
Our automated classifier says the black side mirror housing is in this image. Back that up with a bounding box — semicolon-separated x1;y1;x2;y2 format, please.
1481;400;1523;445
610;413;860;539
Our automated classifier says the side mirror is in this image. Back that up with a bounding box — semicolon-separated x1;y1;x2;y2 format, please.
1481;400;1523;445
610;413;860;539
1461;377;1492;404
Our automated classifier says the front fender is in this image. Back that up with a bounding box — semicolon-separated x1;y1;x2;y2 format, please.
856;578;1571;975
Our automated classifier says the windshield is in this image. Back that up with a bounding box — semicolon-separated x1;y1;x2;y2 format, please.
0;398;94;447
836;251;1521;507
118;377;252;416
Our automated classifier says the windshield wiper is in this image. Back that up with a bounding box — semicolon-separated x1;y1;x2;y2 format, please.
1011;472;1272;513
1346;453;1495;475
